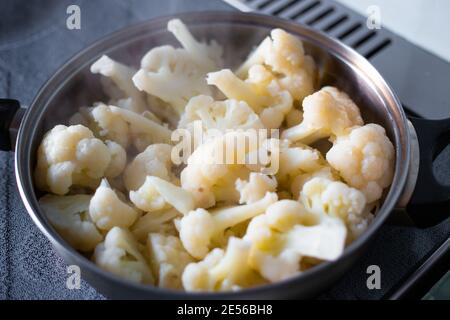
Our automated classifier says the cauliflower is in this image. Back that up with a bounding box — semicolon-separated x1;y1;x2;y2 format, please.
130;176;195;214
285;108;303;128
104;140;127;177
275;143;324;190
290;166;336;199
131;208;180;242
207;65;293;129
282;87;363;144
326;123;395;203
90;55;148;113
235;172;277;204
178;95;264;133
180;131;258;208
93;227;154;284
147;233;194;289
108;106;172;151
35;124;126;195
39;194;102;252
244;200;347;281
123;144;174;191
179;192;277;259
182;237;265;292
89;179;138;231
133;19;222;115
237;28;315;102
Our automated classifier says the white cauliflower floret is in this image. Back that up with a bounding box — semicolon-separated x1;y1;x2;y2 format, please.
290;166;336;199
235;172;277;204
39;194;102;252
180;131;258;208
300;177;370;239
182;237;265;292
89;179;138;231
147;233;194;289
179;192;277;259
178;95;264;133
282;87;363;144
123;144;173;191
93;227;154;284
130;176;195;214
326;123;395;203
237;28;315;102
35;124;123;195
207;65;293;129
244;200;346;282
131;208;179;242
133;20;222;115
275;143;324;190
104;140;127;178
108;106;172;151
90;55;148;113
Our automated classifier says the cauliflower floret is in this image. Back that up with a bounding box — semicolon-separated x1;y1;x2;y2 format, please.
108;106;172;151
93;227;154;284
182;237;265;292
244;200;346;282
123;144;173;191
90;55;148;113
237;28;315;102
104;140;127;177
235;172;277;204
282;87;363;144
179;192;277;259
147;233;194;289
275;143;324;190
133;20;222;115
290;166;336;199
207;65;293;129
34;124;125;195
326;123;395;203
180;131;259;208
131;208;180;242
130;176;195;214
178;95;264;133
285;108;303;128
89;179;138;231
39;194;102;252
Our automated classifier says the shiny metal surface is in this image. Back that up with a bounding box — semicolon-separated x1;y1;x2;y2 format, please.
14;11;411;299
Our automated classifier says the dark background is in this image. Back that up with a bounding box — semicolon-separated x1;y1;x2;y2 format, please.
0;0;449;299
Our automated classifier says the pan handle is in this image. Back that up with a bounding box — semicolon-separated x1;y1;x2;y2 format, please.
406;116;450;227
0;99;22;152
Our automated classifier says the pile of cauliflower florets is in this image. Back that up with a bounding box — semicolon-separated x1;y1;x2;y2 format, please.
35;19;395;292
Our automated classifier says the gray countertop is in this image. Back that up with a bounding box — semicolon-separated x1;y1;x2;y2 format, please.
0;0;449;300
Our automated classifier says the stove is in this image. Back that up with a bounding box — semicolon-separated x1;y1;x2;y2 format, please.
0;0;448;300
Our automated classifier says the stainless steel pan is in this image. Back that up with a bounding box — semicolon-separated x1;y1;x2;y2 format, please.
1;11;449;299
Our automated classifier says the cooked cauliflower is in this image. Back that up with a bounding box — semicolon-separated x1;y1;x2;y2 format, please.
178;95;264;133
290;166;336;199
147;233;194;289
123;144;174;191
180;131;257;208
326;123;395;203
131;208;180;242
93;227;154;284
182;237;265;292
108;106;172;151
90;55;148;113
235;172;277;204
179;192;277;259
39;194;102;252
282;87;363;144
89;179;138;231
133;20;222;115
130;175;195;214
244;200;346;282
207;65;293;129
35;124;126;195
104;140;127;177
237;28;315;102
